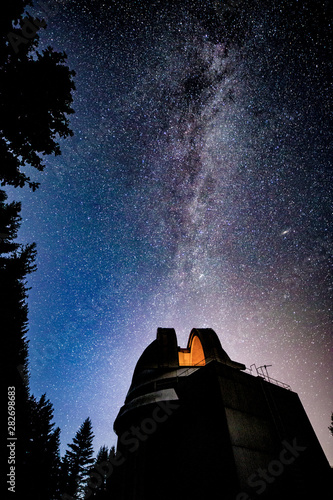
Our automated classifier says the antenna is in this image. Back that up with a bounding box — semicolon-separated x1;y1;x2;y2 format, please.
257;364;273;383
246;363;290;390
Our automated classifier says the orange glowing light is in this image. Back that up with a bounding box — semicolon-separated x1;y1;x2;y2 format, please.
178;335;206;366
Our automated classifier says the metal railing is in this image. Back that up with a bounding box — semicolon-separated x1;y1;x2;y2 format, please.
155;357;291;392
245;364;291;390
178;359;291;390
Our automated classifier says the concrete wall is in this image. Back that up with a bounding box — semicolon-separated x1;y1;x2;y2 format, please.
111;359;331;499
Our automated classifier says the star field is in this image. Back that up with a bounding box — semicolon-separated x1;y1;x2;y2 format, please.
7;0;332;462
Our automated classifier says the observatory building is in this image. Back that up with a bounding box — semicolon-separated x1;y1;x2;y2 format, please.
111;328;331;499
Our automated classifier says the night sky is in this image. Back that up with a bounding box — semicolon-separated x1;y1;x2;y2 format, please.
7;0;332;463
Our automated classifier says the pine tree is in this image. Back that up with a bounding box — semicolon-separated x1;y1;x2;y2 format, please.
87;445;110;500
104;446;118;499
85;445;119;500
62;418;95;499
0;189;36;498
0;3;75;497
97;445;109;463
0;190;36;375
59;454;72;499
25;394;61;500
0;3;75;190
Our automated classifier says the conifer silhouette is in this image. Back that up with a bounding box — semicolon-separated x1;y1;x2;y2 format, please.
0;3;75;190
62;418;95;499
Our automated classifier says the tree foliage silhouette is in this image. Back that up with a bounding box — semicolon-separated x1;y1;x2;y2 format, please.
0;2;75;190
1;0;75;389
25;394;62;500
0;189;36;384
62;418;95;499
0;2;75;499
1;188;36;498
86;445;117;500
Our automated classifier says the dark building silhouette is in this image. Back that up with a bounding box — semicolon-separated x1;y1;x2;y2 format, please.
111;328;331;499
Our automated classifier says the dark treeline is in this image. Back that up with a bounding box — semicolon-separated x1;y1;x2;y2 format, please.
1;2;116;499
1;180;115;499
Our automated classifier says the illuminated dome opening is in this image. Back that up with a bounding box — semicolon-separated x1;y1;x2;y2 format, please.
178;334;205;366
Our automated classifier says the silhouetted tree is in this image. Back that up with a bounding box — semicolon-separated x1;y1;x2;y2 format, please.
90;445;120;500
62;418;95;499
25;394;61;500
96;445;109;463
104;446;118;499
0;188;37;497
86;445;112;500
0;189;34;381
1;4;75;499
0;2;75;190
59;454;72;499
329;412;333;437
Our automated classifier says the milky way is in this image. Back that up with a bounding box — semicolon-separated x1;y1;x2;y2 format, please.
8;0;332;462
